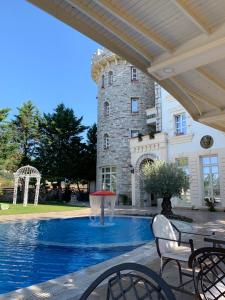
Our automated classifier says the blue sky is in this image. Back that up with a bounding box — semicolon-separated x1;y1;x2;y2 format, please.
0;0;100;126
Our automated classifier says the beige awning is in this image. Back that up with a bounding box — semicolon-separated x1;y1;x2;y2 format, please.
28;0;225;131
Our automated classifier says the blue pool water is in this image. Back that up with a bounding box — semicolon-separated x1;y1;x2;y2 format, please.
0;216;153;294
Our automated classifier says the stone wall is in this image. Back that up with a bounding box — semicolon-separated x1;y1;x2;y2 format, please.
92;49;155;198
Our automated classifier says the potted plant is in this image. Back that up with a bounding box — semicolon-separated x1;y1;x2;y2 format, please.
141;160;189;217
138;133;143;141
149;131;155;139
204;197;216;212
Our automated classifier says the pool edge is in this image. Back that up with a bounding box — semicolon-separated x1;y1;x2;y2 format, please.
0;218;193;300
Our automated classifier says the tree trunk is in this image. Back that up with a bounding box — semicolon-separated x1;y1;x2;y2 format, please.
76;180;81;192
161;195;173;217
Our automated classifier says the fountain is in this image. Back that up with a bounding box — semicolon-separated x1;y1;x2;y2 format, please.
89;190;116;225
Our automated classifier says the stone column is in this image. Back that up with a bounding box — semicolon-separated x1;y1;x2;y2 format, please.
13;176;19;205
131;173;136;206
23;176;29;207
34;176;41;205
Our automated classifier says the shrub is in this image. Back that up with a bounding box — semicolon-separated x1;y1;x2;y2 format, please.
204;197;216;212
141;160;189;216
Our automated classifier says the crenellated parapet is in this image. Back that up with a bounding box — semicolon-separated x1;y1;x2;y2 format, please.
91;48;122;82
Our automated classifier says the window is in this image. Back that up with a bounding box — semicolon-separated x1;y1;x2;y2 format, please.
131;130;139;138
108;71;113;85
101;74;105;88
175;157;190;203
131;67;137;81
147;113;156;120
103;133;109;149
175;113;186;135
131;98;139;113
176;157;189;175
101;166;117;192
201;155;220;202
104;101;109;116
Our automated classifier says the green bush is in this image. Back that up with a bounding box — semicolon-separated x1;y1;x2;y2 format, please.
204;197;216;212
141;160;189;216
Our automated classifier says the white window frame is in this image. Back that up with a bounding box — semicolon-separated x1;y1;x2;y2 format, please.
175;157;189;175
131;98;139;113
101;166;117;192
201;155;220;203
174;113;187;135
175;157;190;202
131;130;139;138
103;133;109;149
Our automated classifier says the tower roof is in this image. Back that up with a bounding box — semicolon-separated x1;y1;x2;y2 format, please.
14;165;41;177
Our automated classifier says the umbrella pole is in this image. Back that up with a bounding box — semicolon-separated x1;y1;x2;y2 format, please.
100;196;104;225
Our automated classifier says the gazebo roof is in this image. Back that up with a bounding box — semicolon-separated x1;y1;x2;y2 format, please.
14;165;41;177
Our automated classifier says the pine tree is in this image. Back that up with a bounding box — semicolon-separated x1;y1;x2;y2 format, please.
37;103;87;182
83;123;97;181
12;100;41;165
0;109;20;171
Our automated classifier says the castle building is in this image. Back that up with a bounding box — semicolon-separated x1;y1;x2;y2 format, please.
92;49;225;209
91;49;155;198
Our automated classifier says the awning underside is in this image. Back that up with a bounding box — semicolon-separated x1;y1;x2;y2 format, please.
28;0;225;131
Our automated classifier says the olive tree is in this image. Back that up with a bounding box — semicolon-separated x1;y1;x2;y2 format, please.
141;160;189;216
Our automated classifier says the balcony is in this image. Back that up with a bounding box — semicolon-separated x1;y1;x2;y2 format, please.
130;132;168;153
146;107;157;125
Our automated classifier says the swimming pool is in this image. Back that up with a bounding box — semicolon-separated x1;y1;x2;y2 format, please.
0;216;153;294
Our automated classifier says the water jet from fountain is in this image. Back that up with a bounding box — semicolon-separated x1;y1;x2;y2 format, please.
89;191;116;226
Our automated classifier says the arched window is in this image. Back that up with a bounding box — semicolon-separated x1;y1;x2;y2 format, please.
104;101;110;116
104;133;109;149
101;74;105;88
108;71;113;85
131;66;137;81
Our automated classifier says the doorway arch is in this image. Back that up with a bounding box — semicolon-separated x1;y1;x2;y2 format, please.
134;153;158;207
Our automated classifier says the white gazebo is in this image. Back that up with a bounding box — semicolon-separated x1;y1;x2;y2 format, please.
13;165;41;206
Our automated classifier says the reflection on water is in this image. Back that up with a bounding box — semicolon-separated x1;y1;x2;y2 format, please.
0;217;153;294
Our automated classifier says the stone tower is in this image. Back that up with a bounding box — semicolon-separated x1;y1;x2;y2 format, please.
91;48;155;200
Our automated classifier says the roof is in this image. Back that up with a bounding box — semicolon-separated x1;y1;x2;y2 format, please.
14;165;41;177
28;0;225;131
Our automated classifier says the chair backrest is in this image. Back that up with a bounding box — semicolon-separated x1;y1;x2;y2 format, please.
151;214;178;256
79;262;176;300
188;247;225;300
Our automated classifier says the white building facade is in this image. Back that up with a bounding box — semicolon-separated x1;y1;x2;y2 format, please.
131;87;225;209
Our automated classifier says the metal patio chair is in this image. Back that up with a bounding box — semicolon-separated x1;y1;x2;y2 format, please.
151;214;213;294
79;262;176;300
189;247;225;300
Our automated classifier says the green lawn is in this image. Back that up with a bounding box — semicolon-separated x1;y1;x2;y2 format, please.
0;203;87;215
